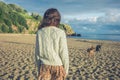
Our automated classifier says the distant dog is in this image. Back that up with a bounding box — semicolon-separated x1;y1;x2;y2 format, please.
96;44;102;52
87;46;95;57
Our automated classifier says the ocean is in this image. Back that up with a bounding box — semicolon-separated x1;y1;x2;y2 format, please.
70;34;120;42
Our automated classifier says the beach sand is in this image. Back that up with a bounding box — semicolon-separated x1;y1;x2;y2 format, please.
0;34;120;80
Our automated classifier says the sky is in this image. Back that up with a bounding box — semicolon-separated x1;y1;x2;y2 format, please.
1;0;120;34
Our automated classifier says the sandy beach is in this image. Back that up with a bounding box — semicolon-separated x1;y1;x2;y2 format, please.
0;34;120;80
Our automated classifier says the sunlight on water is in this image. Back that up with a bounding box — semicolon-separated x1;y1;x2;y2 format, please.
70;34;120;41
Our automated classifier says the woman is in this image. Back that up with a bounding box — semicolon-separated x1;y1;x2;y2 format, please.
35;8;69;80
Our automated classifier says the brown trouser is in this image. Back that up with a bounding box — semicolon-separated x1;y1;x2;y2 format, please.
38;64;66;80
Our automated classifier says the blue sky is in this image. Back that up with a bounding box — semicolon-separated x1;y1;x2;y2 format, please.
1;0;120;34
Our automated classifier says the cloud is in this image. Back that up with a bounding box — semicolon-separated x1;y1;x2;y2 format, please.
64;9;120;34
65;8;120;25
83;27;96;32
0;0;5;1
97;9;120;25
59;0;120;15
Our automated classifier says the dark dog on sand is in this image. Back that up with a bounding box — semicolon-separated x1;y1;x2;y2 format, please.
96;44;102;52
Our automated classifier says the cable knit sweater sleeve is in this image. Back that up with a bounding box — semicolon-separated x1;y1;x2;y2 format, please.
59;31;69;75
35;33;40;68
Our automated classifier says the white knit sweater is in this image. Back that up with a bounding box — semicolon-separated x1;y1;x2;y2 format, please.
35;26;69;74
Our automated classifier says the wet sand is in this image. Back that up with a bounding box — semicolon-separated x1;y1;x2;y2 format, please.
0;34;120;80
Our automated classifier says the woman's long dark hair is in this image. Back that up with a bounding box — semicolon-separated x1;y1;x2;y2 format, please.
38;8;61;30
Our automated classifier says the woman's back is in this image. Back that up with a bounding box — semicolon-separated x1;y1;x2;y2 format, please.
36;26;66;66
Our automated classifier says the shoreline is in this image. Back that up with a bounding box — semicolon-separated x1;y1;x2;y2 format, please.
0;33;120;42
68;36;120;42
68;33;120;42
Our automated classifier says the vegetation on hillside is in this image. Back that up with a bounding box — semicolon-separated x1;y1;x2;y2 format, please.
59;24;75;35
0;1;41;33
